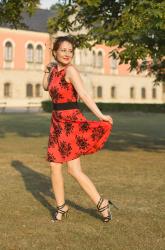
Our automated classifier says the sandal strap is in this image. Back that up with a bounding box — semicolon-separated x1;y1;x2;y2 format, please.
57;203;65;209
96;197;104;210
97;204;109;213
57;209;66;214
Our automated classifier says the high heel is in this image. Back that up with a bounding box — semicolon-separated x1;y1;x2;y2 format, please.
51;203;69;222
96;197;119;223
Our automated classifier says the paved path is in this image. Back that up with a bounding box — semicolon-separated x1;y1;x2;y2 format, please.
0;107;44;113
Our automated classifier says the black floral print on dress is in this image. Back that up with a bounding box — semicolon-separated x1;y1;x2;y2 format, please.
65;122;74;136
51;86;64;101
59;76;70;90
76;135;89;150
59;141;72;157
48;134;58;147
91;126;105;141
54;111;63;120
53;123;62;138
54;71;61;77
79;121;90;132
66;110;80;121
47;152;56;162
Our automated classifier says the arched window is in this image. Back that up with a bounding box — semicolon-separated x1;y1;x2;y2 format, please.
141;87;146;99
97;51;103;68
111;56;117;70
152;88;156;99
27;44;34;62
26;84;33;97
4;83;11;97
97;86;102;98
5;41;13;61
130;87;135;99
111;86;116;98
35;84;42;97
36;45;43;63
92;51;96;68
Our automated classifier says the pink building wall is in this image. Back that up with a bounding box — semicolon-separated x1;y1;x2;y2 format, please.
95;44;130;75
0;28;51;69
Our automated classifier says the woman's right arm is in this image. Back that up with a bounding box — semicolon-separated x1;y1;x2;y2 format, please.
42;63;54;91
42;71;50;91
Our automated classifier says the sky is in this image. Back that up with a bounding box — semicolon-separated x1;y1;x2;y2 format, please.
40;0;58;9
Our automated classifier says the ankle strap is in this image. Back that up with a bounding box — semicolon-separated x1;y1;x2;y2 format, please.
97;197;103;210
57;203;65;209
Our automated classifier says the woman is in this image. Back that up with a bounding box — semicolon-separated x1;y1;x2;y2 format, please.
42;36;118;223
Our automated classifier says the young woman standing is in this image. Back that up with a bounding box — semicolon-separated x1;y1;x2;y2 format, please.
42;36;118;223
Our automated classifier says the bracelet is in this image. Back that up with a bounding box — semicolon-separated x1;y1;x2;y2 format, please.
44;71;49;73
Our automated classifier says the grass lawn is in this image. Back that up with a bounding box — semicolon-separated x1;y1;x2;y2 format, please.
0;111;164;250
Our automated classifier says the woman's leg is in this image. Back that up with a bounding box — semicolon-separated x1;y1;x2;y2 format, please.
50;162;68;220
67;157;109;218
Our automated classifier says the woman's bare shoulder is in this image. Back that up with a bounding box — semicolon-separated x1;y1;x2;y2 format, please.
66;64;79;74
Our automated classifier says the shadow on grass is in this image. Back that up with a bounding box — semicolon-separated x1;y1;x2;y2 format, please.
11;160;101;221
1;112;165;152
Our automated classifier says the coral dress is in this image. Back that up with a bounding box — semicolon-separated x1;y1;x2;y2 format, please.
46;65;113;163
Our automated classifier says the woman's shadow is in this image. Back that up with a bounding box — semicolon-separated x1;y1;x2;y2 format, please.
11;160;100;220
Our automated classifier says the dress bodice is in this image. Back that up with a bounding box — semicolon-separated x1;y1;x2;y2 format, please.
48;65;78;103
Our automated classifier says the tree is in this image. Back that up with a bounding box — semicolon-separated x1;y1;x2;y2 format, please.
0;0;39;29
48;0;165;83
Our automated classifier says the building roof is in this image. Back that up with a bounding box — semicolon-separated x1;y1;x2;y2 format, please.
1;8;55;33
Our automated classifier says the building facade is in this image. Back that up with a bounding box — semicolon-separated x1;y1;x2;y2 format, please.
0;9;164;108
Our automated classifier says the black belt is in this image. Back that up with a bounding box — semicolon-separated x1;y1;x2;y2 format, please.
52;102;79;110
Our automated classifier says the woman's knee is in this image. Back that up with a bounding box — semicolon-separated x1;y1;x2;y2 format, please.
49;162;62;174
67;158;82;177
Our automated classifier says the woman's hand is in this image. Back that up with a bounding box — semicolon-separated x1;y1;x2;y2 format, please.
44;62;56;73
99;114;113;125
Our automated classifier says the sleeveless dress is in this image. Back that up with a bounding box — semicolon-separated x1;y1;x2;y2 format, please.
46;65;113;163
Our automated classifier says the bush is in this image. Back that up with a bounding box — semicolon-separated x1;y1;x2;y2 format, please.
41;100;165;113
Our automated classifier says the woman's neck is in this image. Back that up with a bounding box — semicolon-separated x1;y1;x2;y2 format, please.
57;62;71;71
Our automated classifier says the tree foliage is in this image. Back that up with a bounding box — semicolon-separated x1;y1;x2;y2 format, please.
48;0;165;83
0;0;39;29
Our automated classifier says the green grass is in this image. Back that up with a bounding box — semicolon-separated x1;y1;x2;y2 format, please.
0;112;164;250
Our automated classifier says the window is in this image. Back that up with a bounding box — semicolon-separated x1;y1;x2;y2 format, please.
36;45;43;63
141;87;146;99
111;56;117;70
35;84;42;97
97;86;102;98
26;84;33;97
92;51;96;68
111;86;116;98
97;51;103;68
5;41;13;61
130;87;135;99
4;83;11;97
27;44;34;63
152;88;156;99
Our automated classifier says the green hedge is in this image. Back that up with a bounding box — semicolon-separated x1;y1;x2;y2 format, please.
41;100;165;113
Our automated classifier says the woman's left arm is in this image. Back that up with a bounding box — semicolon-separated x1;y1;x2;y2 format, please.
66;65;113;124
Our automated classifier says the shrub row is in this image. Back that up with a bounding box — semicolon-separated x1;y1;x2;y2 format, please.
41;100;165;113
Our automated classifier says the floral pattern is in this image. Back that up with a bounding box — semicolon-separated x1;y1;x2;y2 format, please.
76;135;89;150
79;121;90;132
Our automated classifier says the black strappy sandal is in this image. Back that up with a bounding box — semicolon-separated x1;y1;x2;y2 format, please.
96;197;119;223
51;203;69;222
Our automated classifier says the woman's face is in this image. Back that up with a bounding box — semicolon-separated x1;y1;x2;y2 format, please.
55;41;74;65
